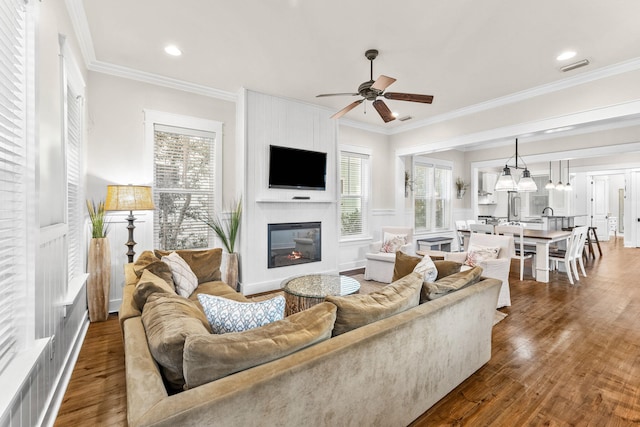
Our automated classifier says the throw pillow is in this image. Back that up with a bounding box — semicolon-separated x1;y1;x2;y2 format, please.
183;302;337;388
197;294;286;334
433;260;463;281
380;232;407;253
465;244;500;267
132;269;176;311
392;251;422;282
413;255;438;283
325;272;422;336
141;292;212;390
421;265;483;303
155;248;222;284
132;250;175;289
162;252;199;298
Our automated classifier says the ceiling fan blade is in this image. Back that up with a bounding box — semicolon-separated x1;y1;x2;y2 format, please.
384;92;434;104
371;75;397;92
316;93;359;98
372;100;396;123
330;99;364;119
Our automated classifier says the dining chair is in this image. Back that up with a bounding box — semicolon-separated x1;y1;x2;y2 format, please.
465;219;477;228
454;220;467;251
495;224;536;280
469;223;494;234
549;226;588;285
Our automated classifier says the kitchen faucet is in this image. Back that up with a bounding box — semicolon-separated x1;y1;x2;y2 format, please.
542;206;554;216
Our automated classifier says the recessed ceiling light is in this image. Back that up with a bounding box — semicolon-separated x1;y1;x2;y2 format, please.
556;51;576;61
164;45;182;56
392;111;399;118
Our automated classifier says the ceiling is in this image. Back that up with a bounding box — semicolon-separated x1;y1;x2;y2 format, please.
78;0;640;130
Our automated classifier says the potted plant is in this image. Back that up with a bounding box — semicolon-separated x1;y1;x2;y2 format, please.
86;199;111;322
201;198;242;291
455;177;469;199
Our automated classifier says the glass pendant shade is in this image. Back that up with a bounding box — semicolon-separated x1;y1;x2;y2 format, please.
555;181;565;191
494;166;517;192
517;168;538;192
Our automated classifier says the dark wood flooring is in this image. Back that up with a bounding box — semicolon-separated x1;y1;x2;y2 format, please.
55;237;640;426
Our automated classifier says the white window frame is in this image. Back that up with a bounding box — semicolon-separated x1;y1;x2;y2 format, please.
339;145;371;241
413;157;453;233
144;110;223;249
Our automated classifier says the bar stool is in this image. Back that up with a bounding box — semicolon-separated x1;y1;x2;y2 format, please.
586;226;602;259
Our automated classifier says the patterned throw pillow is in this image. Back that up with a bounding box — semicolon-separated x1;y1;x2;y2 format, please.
413;255;438;283
465;244;500;267
197;294;286;334
162;252;199;297
380;232;407;253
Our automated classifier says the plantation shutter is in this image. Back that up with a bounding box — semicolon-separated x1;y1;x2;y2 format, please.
340;151;369;237
66;86;83;279
153;125;216;250
0;0;27;374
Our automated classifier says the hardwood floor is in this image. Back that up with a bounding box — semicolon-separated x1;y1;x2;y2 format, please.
55;238;640;426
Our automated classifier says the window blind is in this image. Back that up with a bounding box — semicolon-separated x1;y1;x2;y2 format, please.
0;0;27;374
153;126;216;250
66;86;82;279
340;151;369;237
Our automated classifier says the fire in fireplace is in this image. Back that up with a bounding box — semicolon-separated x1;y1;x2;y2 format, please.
268;222;321;268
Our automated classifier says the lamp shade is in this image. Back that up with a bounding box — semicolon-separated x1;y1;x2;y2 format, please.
494;166;517;192
517;169;538;192
105;185;155;211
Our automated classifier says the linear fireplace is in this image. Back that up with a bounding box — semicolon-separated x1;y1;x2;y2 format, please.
268;222;321;268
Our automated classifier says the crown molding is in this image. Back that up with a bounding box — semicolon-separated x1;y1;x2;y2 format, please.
89;60;237;102
390;56;640;135
64;0;96;66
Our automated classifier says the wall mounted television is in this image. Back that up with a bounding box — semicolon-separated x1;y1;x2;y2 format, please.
268;145;327;191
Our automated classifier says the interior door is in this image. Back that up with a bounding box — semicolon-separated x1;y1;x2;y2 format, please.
591;176;609;241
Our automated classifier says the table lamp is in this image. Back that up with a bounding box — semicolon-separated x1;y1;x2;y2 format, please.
105;185;155;263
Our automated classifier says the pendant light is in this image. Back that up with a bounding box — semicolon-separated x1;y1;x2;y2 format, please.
555;161;565;191
564;159;572;191
545;162;555;190
494;138;537;192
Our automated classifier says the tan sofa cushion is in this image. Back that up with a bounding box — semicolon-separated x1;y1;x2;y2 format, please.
392;251;422;282
141;293;212;390
154;248;222;284
325;272;422;336
433;260;463;280
132;251;175;289
183;302;337;389
132;269;176;311
421;265;483;303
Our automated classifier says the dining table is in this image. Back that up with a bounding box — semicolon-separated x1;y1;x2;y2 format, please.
458;229;572;283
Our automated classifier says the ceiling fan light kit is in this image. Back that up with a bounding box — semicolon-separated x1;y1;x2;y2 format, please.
318;49;434;123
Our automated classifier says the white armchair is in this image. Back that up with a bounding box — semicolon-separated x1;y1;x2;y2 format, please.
364;227;414;283
444;233;514;308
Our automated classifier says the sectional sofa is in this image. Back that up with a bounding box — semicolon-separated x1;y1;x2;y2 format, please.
119;249;501;427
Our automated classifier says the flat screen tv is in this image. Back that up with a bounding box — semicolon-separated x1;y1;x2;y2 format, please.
268;145;327;191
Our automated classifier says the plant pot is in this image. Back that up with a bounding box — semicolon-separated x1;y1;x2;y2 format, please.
224;252;239;292
87;237;111;322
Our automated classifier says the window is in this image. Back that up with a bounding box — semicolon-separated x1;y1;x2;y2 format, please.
148;112;222;250
0;0;31;374
414;158;452;232
340;149;370;238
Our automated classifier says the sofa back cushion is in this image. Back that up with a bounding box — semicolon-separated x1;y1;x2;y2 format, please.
132;250;175;289
433;260;463;280
421;266;483;303
183;302;337;389
325;272;422;336
141;293;212;391
133;269;176;311
155;248;222;284
392;251;421;282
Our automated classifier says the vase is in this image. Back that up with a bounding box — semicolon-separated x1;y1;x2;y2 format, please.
87;237;111;322
456;189;466;199
224;252;239;292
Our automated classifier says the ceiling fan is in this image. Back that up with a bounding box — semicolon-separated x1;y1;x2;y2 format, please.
317;49;434;123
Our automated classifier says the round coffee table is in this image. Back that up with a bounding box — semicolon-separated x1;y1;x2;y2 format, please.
282;274;360;315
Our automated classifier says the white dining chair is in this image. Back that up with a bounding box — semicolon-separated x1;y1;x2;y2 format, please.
455;220;467;251
469;223;494;234
549;226;588;285
495;224;536;280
